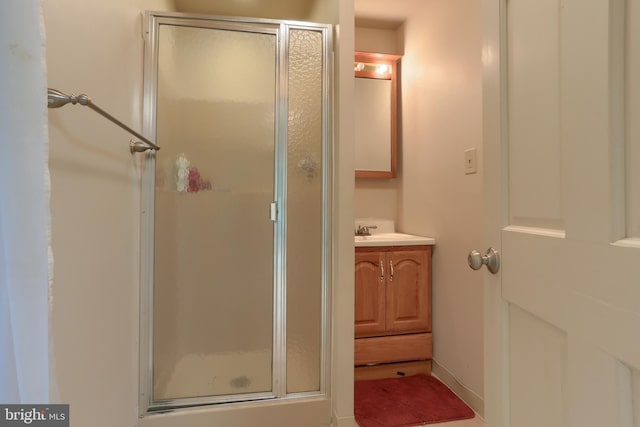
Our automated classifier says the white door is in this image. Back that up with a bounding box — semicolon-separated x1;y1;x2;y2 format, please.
481;0;640;426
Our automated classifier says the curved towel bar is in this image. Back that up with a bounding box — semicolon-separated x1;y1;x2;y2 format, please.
47;88;160;153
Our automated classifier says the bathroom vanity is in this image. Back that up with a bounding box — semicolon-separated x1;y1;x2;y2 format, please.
354;228;435;380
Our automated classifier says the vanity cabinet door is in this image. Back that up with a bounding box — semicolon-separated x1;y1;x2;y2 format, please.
354;251;386;337
385;247;431;334
354;245;433;376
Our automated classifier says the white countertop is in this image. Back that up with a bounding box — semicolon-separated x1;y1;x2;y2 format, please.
354;232;436;247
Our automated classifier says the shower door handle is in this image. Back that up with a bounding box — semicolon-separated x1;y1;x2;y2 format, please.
468;247;500;274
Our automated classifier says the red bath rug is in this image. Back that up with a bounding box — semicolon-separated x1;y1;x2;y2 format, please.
354;374;475;427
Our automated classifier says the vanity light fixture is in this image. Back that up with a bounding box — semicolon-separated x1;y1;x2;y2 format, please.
353;57;395;79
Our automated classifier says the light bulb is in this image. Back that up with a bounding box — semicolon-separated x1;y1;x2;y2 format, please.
376;64;389;74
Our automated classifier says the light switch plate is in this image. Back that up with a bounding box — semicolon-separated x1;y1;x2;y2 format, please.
465;148;477;174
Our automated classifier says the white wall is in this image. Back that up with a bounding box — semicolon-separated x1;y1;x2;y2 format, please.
44;0;354;426
355;27;401;55
332;1;356;425
44;1;174;424
354;0;484;411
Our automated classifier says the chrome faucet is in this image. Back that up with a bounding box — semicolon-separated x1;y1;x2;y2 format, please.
355;225;377;236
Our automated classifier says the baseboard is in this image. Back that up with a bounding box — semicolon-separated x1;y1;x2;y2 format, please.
331;410;358;427
431;360;484;419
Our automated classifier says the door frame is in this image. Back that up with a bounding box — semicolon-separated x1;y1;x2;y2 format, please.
482;0;510;425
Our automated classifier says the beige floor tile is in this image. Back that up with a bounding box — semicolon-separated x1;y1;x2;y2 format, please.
427;415;484;427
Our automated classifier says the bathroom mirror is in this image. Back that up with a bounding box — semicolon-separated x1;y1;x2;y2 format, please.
354;51;401;178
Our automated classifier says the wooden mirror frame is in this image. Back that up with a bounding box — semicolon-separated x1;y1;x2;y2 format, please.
354;51;401;179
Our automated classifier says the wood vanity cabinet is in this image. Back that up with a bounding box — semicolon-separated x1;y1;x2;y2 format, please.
354;245;432;380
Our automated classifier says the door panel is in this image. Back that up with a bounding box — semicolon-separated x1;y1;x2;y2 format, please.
509;305;567;427
567;338;636;427
153;24;276;401
507;0;563;230
628;0;640;238
354;251;386;337
285;27;325;395
386;249;430;334
633;370;640;426
560;0;626;242
483;0;640;425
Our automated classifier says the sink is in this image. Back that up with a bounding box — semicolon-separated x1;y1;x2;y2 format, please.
354;232;436;247
353;218;435;247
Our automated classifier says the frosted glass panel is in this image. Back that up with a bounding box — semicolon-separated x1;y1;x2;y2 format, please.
286;29;324;393
153;24;276;400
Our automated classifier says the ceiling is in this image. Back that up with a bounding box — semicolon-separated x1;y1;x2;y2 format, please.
174;0;317;21
172;0;412;29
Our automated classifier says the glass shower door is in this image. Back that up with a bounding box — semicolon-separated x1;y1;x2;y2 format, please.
151;23;277;403
141;12;331;414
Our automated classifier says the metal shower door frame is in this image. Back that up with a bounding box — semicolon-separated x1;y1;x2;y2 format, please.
138;11;332;415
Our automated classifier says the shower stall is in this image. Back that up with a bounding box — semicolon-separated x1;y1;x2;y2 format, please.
138;12;331;413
